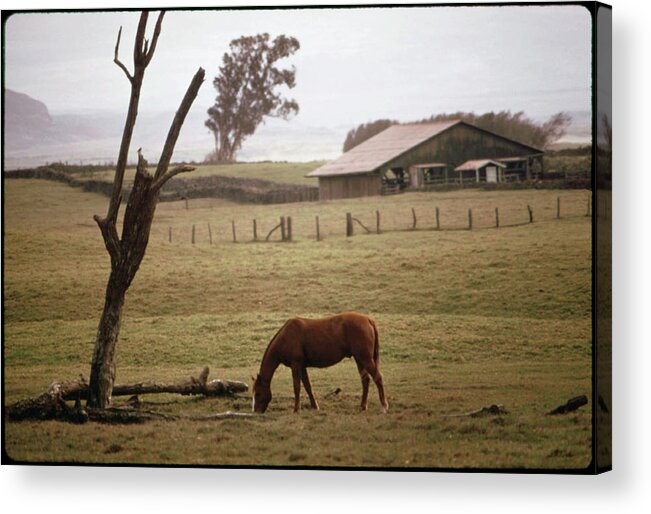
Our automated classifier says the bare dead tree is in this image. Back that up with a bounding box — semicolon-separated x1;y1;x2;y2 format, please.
88;11;205;408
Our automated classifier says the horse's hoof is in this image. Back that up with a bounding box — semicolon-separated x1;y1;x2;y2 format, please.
380;405;388;414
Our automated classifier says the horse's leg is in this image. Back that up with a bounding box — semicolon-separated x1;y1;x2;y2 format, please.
370;364;388;413
291;364;302;413
301;367;319;410
360;360;388;413
355;360;370;411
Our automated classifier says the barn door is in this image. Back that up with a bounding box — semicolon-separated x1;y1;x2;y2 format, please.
486;166;498;183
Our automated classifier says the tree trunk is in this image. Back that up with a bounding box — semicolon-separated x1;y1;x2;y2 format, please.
216;135;236;163
87;274;127;407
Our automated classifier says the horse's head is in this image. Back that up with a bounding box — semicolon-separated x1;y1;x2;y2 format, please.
252;374;272;413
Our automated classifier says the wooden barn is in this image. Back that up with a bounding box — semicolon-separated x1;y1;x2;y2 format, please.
306;120;544;200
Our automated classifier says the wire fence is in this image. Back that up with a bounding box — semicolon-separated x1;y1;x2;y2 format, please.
151;192;601;245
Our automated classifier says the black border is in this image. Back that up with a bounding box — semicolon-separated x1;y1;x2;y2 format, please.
1;1;611;474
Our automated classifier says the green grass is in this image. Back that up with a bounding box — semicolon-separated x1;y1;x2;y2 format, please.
3;177;593;469
71;161;325;187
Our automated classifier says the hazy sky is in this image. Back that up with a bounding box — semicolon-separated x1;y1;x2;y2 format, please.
4;5;592;128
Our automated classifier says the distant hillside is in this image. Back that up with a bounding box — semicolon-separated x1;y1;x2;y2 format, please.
3;89;108;156
4;89;53;149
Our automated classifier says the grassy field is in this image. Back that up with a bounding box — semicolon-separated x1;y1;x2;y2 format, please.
3;176;593;469
69;161;324;186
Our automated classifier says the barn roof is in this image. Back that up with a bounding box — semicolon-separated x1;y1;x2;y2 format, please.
306;120;461;178
306;120;543;178
455;159;507;171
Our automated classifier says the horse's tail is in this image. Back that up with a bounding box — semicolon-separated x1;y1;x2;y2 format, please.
370;318;380;366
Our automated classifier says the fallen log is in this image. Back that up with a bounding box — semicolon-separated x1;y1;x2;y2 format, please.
7;367;249;422
443;404;509;418
6;378;89;423
86;407;261;424
547;395;588;415
70;366;246;400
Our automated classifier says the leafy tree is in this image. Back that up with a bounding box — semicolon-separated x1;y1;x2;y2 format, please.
342;119;397;152
343;111;571;152
205;33;300;163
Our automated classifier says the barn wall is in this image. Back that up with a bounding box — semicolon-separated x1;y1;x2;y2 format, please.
319;174;381;200
382;124;542;173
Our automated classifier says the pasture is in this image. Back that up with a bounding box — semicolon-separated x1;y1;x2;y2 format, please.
70;160;323;186
3;175;593;468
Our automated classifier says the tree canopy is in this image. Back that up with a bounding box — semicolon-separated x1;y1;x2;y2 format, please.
342;111;572;153
205;33;300;163
342;119;398;153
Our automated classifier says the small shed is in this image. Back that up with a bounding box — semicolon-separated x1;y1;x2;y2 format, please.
409;162;448;188
454;159;507;184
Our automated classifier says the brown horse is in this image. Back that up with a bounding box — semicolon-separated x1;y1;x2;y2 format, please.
252;312;388;413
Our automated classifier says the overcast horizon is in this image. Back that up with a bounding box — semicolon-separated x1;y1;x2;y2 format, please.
4;5;593;165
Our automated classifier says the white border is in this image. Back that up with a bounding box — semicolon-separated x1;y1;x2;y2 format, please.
2;0;649;512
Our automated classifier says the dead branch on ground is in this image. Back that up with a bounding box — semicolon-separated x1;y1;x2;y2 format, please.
7;367;249;423
547;395;588;415
443;404;509;418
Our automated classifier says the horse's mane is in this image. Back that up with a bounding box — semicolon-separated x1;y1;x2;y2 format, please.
259;319;291;369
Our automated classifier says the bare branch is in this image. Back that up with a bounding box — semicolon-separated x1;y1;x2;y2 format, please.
153;165;195;191
113;26;133;83
134;11;149;63
154;67;206;180
144;11;165;66
106;14;151;226
93;214;121;266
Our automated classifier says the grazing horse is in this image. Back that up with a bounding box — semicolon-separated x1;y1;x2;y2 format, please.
252;312;388;413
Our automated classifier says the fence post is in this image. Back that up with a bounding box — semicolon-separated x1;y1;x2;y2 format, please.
232;220;237;243
527;205;533;223
376;210;381;234
192;224;196;245
495;207;499;228
253;219;258;241
436;207;440;230
280;216;286;241
557;196;561;219
185;197;189;210
316;216;321;241
468;208;473;230
168;226;172;243
287;216;293;242
208;223;213;245
411;208;417;229
346;213;353;237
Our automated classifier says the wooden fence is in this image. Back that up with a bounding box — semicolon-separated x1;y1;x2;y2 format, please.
160;194;600;245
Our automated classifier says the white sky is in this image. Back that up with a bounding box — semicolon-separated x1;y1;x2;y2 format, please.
4;5;592;127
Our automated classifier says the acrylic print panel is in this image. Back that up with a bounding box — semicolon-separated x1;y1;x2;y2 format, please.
2;2;609;472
